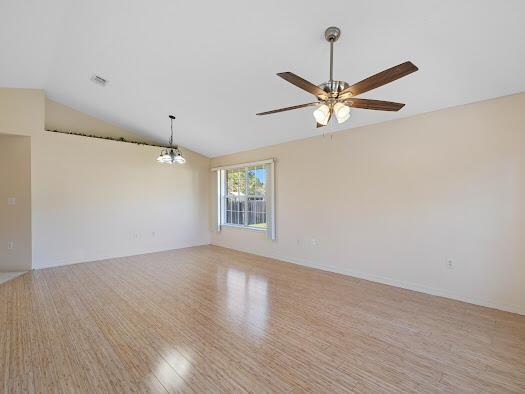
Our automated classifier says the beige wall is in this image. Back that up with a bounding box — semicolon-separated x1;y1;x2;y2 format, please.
1;87;211;269
31;125;210;269
0;134;32;271
0;88;44;136
3;87;524;314
210;92;525;315
45;99;158;145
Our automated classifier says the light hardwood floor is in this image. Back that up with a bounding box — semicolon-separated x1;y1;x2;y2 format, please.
1;245;524;393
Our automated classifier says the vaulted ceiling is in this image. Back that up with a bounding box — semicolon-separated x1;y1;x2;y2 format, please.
1;0;524;157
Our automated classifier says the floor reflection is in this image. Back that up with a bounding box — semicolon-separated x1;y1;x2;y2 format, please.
226;268;268;338
155;349;192;389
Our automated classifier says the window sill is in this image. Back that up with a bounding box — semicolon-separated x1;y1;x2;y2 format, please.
221;224;267;232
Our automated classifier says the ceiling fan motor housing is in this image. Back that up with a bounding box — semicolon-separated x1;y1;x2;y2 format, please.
319;80;349;97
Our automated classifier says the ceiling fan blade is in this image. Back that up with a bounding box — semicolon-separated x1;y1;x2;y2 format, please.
345;98;405;111
339;61;418;98
277;72;328;99
257;102;319;116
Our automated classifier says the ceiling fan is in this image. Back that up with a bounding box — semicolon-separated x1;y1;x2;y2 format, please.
257;27;418;127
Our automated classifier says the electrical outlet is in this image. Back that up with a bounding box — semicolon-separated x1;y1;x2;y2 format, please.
447;259;454;270
8;241;14;250
7;197;16;205
311;238;319;246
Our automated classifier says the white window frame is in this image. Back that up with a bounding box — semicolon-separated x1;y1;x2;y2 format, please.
222;165;267;231
212;159;275;239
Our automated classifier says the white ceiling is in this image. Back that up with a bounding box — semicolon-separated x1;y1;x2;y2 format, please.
1;0;524;157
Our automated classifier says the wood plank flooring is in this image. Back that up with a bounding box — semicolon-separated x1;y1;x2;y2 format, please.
1;245;524;393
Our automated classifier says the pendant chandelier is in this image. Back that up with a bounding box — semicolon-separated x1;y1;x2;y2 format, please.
157;115;185;164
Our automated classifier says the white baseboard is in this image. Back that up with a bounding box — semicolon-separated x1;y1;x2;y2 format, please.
0;271;27;285
33;240;210;270
212;242;525;316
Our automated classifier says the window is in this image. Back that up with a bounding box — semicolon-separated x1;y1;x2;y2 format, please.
223;165;267;229
214;159;275;239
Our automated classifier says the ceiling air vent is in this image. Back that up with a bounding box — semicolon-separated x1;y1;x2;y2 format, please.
91;74;108;86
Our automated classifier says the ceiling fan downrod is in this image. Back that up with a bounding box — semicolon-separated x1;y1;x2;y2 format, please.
320;26;348;97
325;26;340;84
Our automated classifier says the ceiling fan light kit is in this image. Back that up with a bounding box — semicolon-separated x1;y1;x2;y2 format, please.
313;104;331;125
333;102;351;123
257;26;418;128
